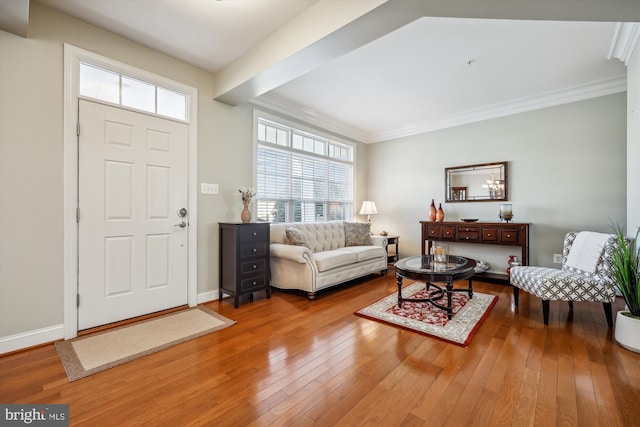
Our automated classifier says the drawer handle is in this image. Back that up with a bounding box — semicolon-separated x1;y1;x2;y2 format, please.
252;264;257;269
465;237;470;239
487;233;491;237
252;248;257;253
252;232;257;236
507;234;511;238
446;231;450;235
252;281;257;285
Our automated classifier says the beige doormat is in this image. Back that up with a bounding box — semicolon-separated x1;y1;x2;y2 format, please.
55;306;235;381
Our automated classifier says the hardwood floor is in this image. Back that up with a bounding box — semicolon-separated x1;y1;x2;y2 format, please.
2;270;639;426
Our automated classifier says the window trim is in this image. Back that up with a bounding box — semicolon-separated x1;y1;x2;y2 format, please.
253;109;357;223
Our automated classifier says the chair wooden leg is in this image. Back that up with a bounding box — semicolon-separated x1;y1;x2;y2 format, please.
568;301;574;310
513;286;519;306
542;300;550;325
603;302;613;328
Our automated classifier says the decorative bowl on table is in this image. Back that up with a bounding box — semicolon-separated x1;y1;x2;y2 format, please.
460;218;479;222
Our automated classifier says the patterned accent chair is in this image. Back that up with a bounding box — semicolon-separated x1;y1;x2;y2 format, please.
510;232;617;327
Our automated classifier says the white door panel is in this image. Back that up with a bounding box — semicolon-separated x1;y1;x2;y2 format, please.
78;100;188;330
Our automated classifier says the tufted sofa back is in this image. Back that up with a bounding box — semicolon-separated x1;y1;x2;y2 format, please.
270;221;346;253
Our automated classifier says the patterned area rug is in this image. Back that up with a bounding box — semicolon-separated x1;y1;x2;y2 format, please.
355;282;497;347
55;306;235;381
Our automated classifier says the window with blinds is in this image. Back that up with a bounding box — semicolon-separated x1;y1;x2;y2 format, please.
255;117;354;223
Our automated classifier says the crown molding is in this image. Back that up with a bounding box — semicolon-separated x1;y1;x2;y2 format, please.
254;75;627;144
250;93;371;142
608;22;640;65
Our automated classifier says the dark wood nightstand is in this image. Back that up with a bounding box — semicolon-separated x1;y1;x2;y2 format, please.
219;222;271;308
386;235;399;264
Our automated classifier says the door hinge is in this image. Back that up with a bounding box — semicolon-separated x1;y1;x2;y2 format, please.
76;294;80;307
76;207;80;223
76;122;80;136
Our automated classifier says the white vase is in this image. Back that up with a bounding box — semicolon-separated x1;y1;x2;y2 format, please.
615;311;640;353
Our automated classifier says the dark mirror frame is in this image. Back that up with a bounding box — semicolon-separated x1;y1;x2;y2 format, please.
445;161;508;203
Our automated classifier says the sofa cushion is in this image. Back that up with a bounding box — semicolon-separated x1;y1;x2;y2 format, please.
343;222;372;246
314;250;358;272
337;246;386;262
285;227;311;249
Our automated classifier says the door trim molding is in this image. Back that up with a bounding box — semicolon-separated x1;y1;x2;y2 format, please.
63;44;199;339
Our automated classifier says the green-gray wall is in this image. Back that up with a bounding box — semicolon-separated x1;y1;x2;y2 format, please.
365;94;628;273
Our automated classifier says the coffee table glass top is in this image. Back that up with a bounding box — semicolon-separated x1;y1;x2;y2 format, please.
395;255;476;274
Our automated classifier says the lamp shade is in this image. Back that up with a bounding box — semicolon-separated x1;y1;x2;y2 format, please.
359;201;378;216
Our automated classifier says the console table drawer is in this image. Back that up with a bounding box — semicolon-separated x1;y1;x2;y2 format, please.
482;227;499;242
501;228;519;243
458;231;479;241
442;226;456;239
427;226;442;239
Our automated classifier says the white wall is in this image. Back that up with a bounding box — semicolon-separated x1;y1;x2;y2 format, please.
366;94;627;274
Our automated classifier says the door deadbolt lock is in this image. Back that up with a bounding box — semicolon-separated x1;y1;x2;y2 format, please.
177;208;188;217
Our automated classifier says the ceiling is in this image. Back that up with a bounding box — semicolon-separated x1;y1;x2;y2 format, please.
15;1;640;142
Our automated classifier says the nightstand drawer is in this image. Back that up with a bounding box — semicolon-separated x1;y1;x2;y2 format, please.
239;242;268;258
240;259;267;274
238;225;269;243
240;275;268;291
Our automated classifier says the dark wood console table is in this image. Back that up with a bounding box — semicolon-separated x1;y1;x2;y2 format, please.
420;221;529;284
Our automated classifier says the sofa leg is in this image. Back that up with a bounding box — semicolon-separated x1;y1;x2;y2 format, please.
381;269;388;276
603;302;613;328
307;292;316;301
542;300;550;325
513;286;519;306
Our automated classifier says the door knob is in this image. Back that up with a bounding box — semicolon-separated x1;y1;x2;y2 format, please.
177;208;188;217
174;221;187;228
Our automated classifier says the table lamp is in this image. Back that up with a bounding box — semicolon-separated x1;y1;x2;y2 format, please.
359;201;378;225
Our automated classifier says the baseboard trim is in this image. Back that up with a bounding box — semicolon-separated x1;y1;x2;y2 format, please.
197;290;219;304
0;324;64;355
1;292;220;354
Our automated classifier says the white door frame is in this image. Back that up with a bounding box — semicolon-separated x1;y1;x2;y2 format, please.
63;44;198;339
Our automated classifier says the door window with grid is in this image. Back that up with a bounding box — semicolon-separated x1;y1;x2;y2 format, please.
255;116;354;223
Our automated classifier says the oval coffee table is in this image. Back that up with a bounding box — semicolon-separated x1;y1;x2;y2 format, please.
395;255;477;320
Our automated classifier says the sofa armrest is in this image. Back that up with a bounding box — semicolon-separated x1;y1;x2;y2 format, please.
371;235;388;248
270;243;313;264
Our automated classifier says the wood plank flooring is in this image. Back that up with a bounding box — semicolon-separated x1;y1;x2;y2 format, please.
2;270;639;426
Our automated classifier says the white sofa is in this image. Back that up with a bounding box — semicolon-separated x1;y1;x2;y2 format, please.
269;221;388;299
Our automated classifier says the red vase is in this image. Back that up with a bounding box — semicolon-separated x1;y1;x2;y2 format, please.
428;199;437;221
436;203;445;222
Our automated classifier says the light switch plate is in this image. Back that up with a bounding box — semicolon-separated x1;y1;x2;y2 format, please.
201;183;218;195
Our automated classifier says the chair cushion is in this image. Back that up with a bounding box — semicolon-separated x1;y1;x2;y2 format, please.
314;250;358;272
343;222;372;246
510;266;616;303
335;246;386;262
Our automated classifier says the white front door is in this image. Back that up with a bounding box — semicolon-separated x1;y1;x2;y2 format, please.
78;99;189;330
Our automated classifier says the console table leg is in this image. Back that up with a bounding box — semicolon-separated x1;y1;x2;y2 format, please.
467;278;473;298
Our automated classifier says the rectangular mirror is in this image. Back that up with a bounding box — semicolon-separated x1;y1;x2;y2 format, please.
445;161;508;202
